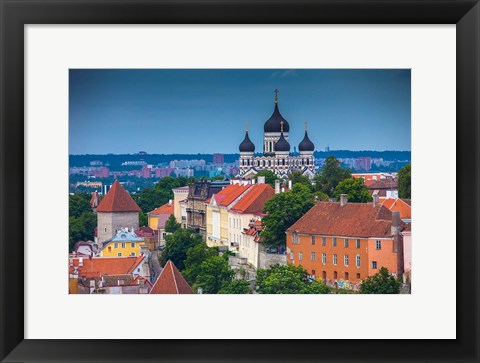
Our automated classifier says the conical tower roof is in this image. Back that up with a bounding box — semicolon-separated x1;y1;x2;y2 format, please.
96;180;141;212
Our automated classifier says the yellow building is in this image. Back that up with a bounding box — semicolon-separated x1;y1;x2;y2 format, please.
172;186;189;224
205;183;252;250
100;228;145;257
148;201;174;230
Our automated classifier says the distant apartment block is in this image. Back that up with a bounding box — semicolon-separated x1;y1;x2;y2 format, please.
169;159;206;169
212;153;225;164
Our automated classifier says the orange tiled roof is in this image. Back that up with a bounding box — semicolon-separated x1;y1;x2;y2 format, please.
212;184;251;207
150;260;193;294
368;179;397;190
230;184;275;214
96;180;141;212
150;202;174;215
69;256;144;279
382;198;411;219
287;201;399;238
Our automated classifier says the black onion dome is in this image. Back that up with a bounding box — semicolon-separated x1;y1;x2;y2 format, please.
264;103;290;133
239;131;255;152
299;130;315;151
274;132;290;152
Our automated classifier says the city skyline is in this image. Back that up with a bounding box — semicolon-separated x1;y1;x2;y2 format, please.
69;69;411;154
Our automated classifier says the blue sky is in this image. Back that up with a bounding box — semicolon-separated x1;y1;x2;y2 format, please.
69;69;411;154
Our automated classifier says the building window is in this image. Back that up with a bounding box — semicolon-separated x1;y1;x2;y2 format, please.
356;273;361;279
130;252;136;256
345;272;349;280
114;243;118;248
322;237;326;246
356;239;361;248
333;237;337;247
311;236;315;245
311;252;316;261
122;243;126;248
292;233;300;245
311;270;316;276
372;261;378;269
290;252;294;260
108;247;112;252
298;252;303;261
131;243;135;248
117;253;122;257
344;254;349;266
356;255;361;267
104;227;107;232
333;254;337;265
376;240;382;250
322;253;327;265
344;239;349;248
334;271;338;279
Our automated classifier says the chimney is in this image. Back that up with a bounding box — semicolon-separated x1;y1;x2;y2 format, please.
258;176;265;184
340;194;348;207
252;178;256;185
391;211;404;278
288;180;292;190
275;180;281;194
372;193;379;207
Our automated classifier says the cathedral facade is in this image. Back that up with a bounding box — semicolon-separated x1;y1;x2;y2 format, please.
237;91;316;180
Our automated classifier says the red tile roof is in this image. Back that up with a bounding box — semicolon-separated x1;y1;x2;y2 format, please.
230;184;275;214
69;256;144;279
368;179;397;190
212;184;251;207
150;260;193;294
382;198;411;219
96;180;141;212
287;201;398;238
149;202;174;215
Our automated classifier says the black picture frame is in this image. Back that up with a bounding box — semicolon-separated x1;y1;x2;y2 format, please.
1;1;478;362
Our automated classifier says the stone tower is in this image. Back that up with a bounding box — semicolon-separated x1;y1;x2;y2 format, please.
96;180;141;244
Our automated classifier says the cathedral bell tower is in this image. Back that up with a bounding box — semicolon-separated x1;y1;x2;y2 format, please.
263;89;290;156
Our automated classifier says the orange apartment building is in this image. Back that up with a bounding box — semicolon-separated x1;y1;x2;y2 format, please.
286;195;405;290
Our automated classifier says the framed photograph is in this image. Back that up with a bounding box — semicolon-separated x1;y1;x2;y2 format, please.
1;1;478;362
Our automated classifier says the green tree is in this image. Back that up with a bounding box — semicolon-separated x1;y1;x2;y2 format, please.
359;267;401;294
333;178;372;203
313;156;352;196
182;243;218;285
254;170;279;188
69;193;92;218
69;193;97;251
69;212;96;252
256;264;330;294
313;191;329;201
398;164;411;198
132;187;171;214
155;176;181;192
219;279;251;294
261;183;315;247
139;210;148;227
195;256;234;294
164;214;181;233
288;171;312;190
159;228;203;270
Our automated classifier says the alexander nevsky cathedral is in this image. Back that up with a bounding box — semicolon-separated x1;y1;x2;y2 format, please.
237;90;316;180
